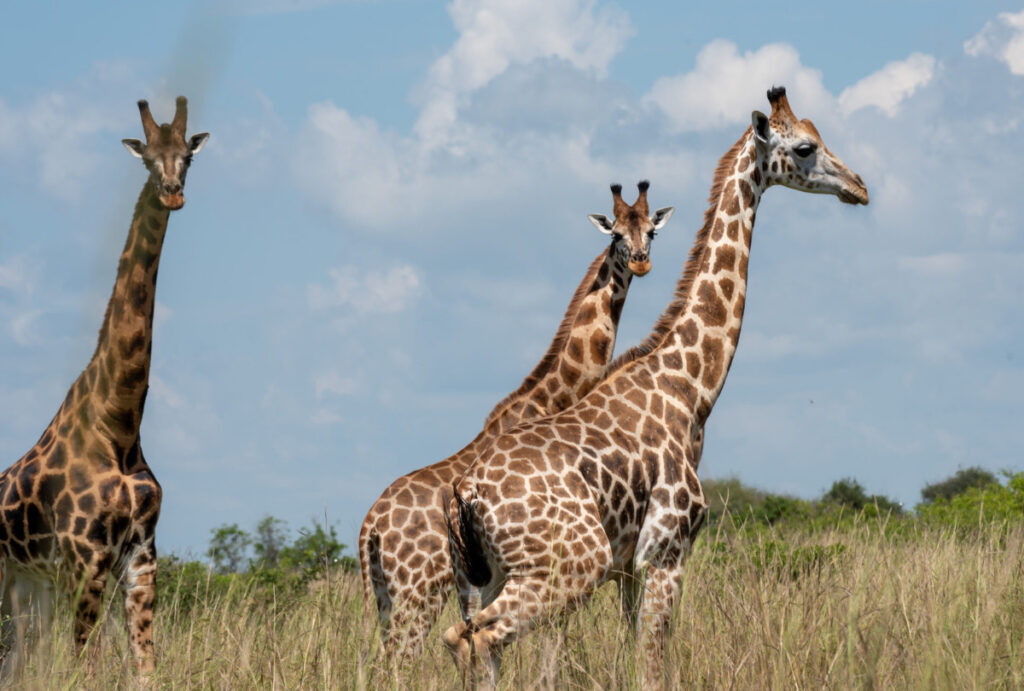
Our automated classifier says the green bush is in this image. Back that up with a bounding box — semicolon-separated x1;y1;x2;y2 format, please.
921;466;999;503
916;472;1024;530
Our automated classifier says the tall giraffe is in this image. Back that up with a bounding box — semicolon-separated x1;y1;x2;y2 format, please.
444;87;869;689
359;183;674;660
0;97;208;674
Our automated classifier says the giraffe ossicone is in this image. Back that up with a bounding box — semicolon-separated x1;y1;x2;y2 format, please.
358;182;672;663
0;96;208;677
444;86;868;690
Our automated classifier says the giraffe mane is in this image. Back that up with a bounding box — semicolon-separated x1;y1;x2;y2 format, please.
606;127;752;372
483;247;609;427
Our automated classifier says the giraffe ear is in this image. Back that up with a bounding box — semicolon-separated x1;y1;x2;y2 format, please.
752;110;770;148
122;138;146;159
188;132;210;155
650;206;674;230
588;214;615;235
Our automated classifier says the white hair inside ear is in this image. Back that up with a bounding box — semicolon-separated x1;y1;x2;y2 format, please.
122;138;146;159
588;214;615;234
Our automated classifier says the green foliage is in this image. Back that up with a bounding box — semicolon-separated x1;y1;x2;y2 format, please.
916;472;1024;530
206;523;252;574
920;466;999;503
156;554;239;616
252;515;289;569
279;520;356;577
823;477;903;515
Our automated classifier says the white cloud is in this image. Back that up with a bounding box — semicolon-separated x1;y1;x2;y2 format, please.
307;264;422;314
897;253;968;277
10;310;42;346
838;53;936;117
0;257;33;294
645;40;833;132
149;374;186;409
965;9;1024;75
311;408;343;425
415;0;633;148
0;62;143;199
314;370;359;399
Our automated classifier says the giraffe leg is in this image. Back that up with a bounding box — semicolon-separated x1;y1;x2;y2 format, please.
443;565;608;690
616;569;642;633
383;575;449;665
635;564;684;691
71;560;111;675
120;541;157;675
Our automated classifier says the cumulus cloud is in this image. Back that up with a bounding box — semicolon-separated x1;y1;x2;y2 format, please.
838;53;936;117
314;370;359;399
0;257;33;294
645;40;833;132
0;62;144;199
965;9;1024;75
415;0;633;148
307;264;422;314
10;310;42;346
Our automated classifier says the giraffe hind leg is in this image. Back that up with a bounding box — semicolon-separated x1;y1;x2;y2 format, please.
443;571;606;691
384;584;448;665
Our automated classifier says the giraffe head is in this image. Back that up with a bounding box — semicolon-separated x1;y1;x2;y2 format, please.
588;181;674;276
121;96;209;210
751;86;869;206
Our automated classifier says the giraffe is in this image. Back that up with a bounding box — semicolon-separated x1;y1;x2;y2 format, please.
359;182;674;661
0;97;208;674
444;86;869;689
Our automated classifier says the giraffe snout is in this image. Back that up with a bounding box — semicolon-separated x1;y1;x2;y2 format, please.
629;252;651;276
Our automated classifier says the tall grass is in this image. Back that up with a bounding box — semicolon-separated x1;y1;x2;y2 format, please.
4;520;1023;689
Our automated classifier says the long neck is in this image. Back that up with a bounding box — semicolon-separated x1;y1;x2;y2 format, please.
84;178;170;441
639;130;763;426
483;245;632;434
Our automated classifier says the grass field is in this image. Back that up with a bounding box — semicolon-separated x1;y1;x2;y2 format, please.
4;515;1023;689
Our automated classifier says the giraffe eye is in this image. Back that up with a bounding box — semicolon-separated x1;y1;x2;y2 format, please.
794;143;817;158
647;230;657;239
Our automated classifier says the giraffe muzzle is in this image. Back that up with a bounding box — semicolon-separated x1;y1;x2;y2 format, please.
160;192;185;210
629;254;651;276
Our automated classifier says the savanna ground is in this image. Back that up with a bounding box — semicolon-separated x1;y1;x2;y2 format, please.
3;472;1023;689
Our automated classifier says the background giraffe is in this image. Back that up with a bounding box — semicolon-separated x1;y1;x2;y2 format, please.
0;97;208;674
359;183;674;661
444;87;869;689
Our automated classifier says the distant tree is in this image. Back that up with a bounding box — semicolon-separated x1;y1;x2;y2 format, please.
279;519;349;576
921;467;998;503
252;516;289;569
823;478;870;510
823;478;902;514
207;523;252;574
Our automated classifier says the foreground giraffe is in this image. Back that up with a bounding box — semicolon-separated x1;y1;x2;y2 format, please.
0;98;208;674
359;183;674;660
445;87;869;689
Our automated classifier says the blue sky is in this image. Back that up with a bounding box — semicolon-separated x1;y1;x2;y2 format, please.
1;1;1022;556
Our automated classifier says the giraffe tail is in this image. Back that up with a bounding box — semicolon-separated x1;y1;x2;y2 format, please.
445;484;492;588
358;524;388;629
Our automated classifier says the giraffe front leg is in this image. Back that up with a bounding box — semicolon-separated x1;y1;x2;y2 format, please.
71;561;111;676
121;542;157;676
635;564;684;691
615;569;642;633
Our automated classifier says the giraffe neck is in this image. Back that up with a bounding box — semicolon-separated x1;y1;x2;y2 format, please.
484;246;631;433
82;178;170;443
642;130;763;426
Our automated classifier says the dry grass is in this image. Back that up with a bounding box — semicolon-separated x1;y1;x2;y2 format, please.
4;521;1023;689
